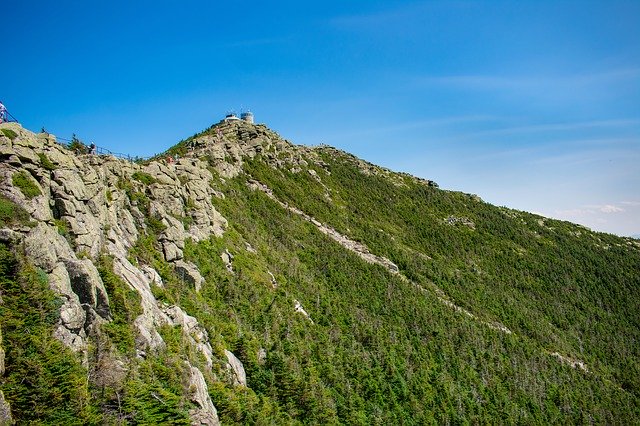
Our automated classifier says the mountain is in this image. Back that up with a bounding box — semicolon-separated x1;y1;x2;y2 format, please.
1;119;639;424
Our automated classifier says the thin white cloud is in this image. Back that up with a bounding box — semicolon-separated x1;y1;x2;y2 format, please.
557;203;627;217
599;205;625;213
555;208;590;217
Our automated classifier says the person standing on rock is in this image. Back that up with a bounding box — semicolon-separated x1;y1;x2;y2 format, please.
0;101;6;123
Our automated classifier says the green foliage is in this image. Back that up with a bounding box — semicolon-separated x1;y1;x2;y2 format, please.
2;124;639;423
0;243;100;424
185;197;197;210
186;151;640;424
146;214;167;234
54;218;69;237
132;171;158;186
69;134;87;154
120;358;191;425
118;177;150;214
1;128;18;140
0;193;32;227
97;256;141;354
105;189;113;203
11;170;41;199
37;152;56;171
179;214;194;229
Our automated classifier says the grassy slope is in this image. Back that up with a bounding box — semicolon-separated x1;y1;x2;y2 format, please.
194;147;639;423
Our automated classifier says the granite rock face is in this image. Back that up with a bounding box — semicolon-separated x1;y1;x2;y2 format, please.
0;121;286;423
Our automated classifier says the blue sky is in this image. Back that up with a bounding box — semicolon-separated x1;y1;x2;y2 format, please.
2;1;639;236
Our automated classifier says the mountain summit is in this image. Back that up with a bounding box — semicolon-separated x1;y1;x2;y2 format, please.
0;120;639;424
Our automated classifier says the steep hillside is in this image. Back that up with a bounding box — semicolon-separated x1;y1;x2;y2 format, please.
0;120;639;424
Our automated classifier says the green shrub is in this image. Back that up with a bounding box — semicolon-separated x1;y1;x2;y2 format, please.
1;128;18;140
54;219;69;236
118;178;150;213
185;197;197;210
11;171;41;199
0;194;31;227
98;256;141;354
179;214;194;229
0;243;100;423
38;153;56;171
121;361;191;425
132;172;158;186
68;134;87;154
146;215;167;235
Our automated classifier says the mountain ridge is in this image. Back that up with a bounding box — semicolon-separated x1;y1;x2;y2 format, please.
0;120;639;424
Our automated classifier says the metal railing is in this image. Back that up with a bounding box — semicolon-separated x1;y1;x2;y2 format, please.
54;136;152;162
3;110;158;162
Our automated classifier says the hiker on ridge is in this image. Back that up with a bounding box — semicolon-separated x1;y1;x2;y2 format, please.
0;101;6;123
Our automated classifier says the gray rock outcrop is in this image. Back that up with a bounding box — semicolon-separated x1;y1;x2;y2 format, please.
224;350;247;387
221;249;233;273
187;364;220;426
64;259;111;320
0;390;12;426
174;260;205;293
0;122;286;423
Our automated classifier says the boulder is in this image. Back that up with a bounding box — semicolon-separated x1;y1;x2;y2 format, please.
11;146;40;165
294;299;313;323
134;314;166;351
163;305;213;367
158;215;186;249
54;324;87;353
144;162;178;186
257;348;267;365
29;194;53;222
43;145;81;169
224;350;247;387
59;299;87;332
147;186;184;217
187;364;220;426
54;197;78;217
174;260;205;292
221;249;233;273
0;228;22;243
110;255;172;351
0;390;12;425
162;241;183;262
52;169;89;201
48;262;75;297
63;259;111;320
23;223;74;273
140;265;164;288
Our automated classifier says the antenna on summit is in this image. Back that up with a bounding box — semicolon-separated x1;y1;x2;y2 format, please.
240;110;254;124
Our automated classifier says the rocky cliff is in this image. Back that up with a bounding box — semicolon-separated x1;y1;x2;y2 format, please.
0;121;269;424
